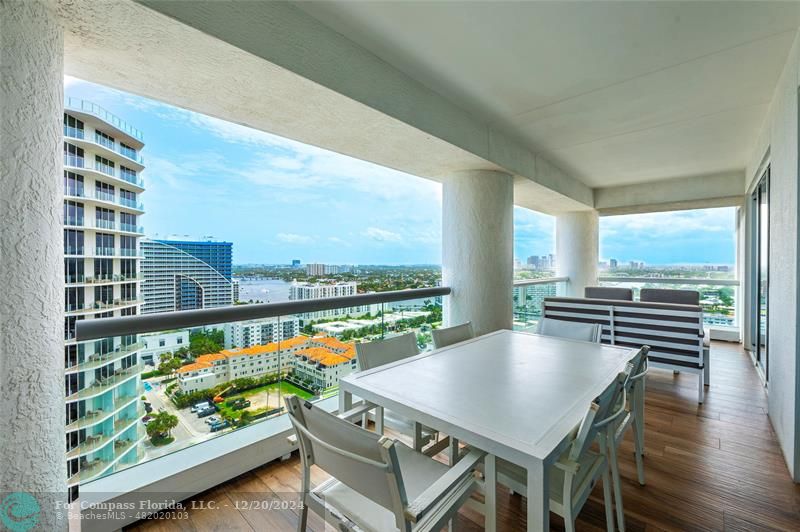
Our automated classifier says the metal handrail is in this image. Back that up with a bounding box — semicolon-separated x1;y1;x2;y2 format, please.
76;286;451;341
513;277;569;288
599;276;739;286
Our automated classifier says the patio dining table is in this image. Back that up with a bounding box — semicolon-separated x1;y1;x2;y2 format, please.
338;329;638;532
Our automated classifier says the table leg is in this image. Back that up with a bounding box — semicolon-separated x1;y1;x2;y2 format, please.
484;454;496;532
527;459;549;532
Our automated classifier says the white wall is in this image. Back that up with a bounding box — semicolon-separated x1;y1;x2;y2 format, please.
745;30;800;481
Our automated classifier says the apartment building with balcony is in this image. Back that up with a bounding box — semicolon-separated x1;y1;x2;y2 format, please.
223;316;300;349
62;98;147;499
140;238;234;314
289;280;378;320
176;335;357;393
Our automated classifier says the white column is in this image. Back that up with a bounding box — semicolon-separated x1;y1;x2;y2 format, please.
556;210;599;297
0;0;67;527
442;170;513;336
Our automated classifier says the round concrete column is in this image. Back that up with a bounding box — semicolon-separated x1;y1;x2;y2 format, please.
442;170;513;336
556;210;599;297
0;0;67;525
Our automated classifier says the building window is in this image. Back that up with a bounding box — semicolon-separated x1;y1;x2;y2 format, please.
64;258;84;284
95;181;115;202
96;207;115;230
63;200;84;227
95;130;115;149
64;229;84;256
94;258;113;281
95;155;115;175
95;233;114;256
64;171;84;197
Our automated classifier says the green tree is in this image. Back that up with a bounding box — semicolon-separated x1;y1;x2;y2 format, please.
146;411;179;442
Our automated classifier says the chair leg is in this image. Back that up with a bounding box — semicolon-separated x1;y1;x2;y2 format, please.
697;371;705;404
704;348;711;386
297;496;308;532
632;420;645;486
375;406;384;435
602;466;615;532
608;442;626;532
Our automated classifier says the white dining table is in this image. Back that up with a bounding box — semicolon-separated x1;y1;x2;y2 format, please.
338;329;638;532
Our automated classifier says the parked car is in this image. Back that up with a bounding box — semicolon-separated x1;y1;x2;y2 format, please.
197;407;216;418
204;416;220;425
191;402;210;413
209;420;230;432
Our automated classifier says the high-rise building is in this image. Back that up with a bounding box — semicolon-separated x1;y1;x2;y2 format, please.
63;99;147;499
527;255;540;269
223;316;300;349
610;258;618;270
289;281;377;320
305;263;326;276
232;279;240;303
141;239;234;314
291;259;301;268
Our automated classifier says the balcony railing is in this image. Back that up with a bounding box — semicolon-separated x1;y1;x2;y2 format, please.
65;363;143;402
63;154;145;188
70;286;449;485
64;125;85;139
65;274;143;285
599;276;739;327
65;97;145;142
95;134;116;150
64;188;145;212
64;154;86;169
512;277;570;332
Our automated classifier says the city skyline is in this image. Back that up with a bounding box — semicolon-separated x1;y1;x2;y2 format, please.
66;76;735;266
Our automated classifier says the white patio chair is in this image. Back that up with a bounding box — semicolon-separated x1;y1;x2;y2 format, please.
612;346;649;489
356;333;445;454
536;317;602;343
494;371;629;532
432;321;474;349
285;395;485;532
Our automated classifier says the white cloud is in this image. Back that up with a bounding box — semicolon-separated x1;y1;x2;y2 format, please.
362;227;402;242
276;233;315;245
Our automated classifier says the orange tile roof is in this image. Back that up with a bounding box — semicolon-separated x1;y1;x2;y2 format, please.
295;347;352;367
180;335;357;371
177;361;213;374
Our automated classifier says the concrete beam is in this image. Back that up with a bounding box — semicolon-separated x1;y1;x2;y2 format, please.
593;171;746;215
57;0;591;213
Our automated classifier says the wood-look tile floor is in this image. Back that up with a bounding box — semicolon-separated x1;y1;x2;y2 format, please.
126;342;800;531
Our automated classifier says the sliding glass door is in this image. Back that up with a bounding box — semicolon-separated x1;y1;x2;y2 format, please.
750;168;769;380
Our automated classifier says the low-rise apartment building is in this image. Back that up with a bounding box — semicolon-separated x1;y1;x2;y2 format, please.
176;335;358;393
223;316;300;349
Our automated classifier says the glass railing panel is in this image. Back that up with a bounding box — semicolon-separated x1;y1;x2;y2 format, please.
94;161;116;176
511;278;569;332
64;154;85;168
71;289;446;487
64;125;85;139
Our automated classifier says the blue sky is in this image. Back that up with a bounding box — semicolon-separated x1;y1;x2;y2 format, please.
65;77;734;266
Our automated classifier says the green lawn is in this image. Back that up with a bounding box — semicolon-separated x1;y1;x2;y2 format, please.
217;381;313;421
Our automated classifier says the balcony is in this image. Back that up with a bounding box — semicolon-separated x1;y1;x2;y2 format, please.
65;363;143;403
64;153;145;190
65;273;143;286
10;4;800;530
64;187;145;212
65;342;144;373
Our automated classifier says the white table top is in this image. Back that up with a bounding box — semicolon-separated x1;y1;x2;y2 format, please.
340;329;638;466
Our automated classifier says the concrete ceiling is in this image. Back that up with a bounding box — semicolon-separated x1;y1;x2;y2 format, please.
297;1;800;188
